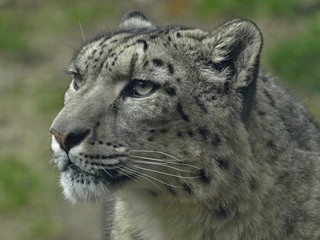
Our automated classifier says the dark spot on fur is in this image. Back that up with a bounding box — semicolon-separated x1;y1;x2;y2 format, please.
249;177;257;191
147;137;153;142
176;131;183;137
266;140;276;149
167;64;174;74
129;53;138;78
137;39;148;51
211;134;221;147
162;108;168;114
177;103;189;122
176;78;181;83
182;183;192;194
199;169;211;183
98;141;103;144
263;89;275;107
91;142;95;145
215;206;229;218
160;128;168;133
152;58;164;67
198;127;209;140
143;60;149;68
167;36;172;41
149;129;156;133
216;158;229;170
163;83;176;96
258;110;266;116
187;129;194;137
106;142;112;146
176;32;181;38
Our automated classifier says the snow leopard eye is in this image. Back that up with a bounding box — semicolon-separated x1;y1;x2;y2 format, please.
67;69;83;91
123;79;158;98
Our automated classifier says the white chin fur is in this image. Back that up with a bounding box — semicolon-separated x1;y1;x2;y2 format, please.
60;172;110;204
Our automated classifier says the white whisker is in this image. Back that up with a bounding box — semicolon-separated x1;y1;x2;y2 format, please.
130;155;200;170
121;165;163;191
125;165;184;189
126;163;199;180
130;159;191;173
79;21;86;43
130;149;180;161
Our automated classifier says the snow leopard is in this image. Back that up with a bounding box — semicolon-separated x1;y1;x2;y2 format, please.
50;11;320;240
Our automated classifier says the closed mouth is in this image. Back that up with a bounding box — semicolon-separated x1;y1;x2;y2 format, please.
64;157;131;185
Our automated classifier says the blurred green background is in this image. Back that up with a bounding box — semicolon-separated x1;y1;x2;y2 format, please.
0;0;319;239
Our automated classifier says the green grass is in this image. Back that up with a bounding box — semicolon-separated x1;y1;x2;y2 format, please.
197;0;310;18
267;21;320;92
0;155;40;213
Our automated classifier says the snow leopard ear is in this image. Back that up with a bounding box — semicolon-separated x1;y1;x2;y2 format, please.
204;19;263;89
118;11;154;30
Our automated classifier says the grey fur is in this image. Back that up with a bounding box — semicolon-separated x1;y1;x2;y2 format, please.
50;12;320;240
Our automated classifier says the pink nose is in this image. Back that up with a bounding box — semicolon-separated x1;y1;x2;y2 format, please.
50;128;90;153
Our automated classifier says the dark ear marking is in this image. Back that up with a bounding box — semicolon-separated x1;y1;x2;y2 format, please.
125;11;148;20
119;11;153;30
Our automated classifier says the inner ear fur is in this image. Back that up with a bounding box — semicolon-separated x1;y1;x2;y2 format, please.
203;19;263;90
202;19;263;122
118;11;154;31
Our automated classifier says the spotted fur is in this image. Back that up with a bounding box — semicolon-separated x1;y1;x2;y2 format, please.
50;11;320;240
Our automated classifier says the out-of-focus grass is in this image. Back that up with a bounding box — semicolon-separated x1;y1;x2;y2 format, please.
267;21;320;92
0;155;40;213
197;0;315;18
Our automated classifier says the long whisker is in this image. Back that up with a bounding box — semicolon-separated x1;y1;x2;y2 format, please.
130;155;200;170
120;165;163;191
115;166;142;186
79;21;86;43
130;159;192;173
125;165;185;189
126;163;199;180
97;164;113;178
130;150;180;161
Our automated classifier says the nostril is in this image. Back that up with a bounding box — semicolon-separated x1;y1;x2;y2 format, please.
50;128;90;153
65;130;90;151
